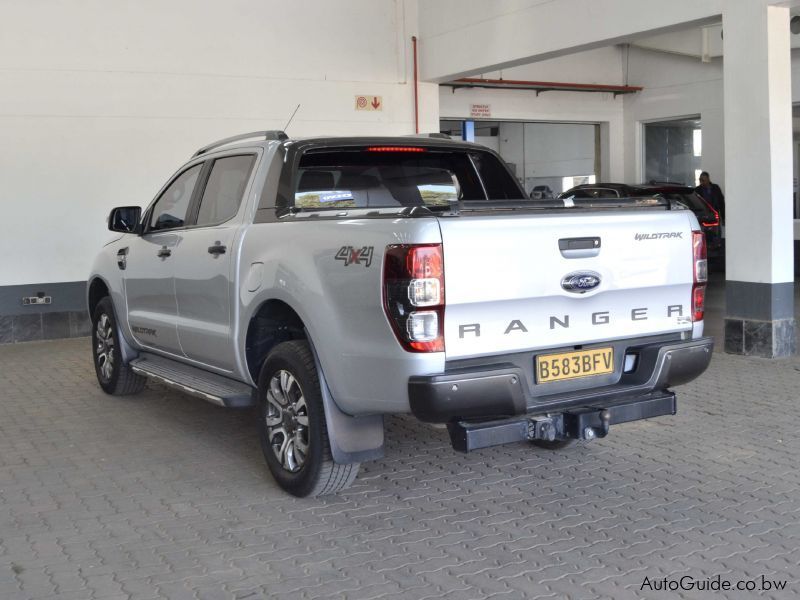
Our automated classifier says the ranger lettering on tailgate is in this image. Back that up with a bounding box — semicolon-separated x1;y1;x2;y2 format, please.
458;304;687;338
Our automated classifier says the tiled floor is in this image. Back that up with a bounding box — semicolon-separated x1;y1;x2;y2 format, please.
0;279;799;599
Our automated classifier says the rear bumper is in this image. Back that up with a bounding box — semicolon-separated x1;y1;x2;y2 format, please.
446;390;677;452
408;337;713;424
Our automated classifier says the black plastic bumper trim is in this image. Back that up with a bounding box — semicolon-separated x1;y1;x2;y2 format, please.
409;337;712;424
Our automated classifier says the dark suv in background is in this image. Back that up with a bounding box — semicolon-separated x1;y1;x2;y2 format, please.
559;183;723;259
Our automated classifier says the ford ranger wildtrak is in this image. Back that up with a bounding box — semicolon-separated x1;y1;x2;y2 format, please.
88;131;713;497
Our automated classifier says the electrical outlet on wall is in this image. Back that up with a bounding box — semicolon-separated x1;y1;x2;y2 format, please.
23;295;51;305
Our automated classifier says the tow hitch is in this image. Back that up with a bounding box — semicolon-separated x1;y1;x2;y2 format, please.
564;408;612;440
446;391;676;453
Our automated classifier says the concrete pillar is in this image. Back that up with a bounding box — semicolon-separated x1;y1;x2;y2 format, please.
723;1;796;357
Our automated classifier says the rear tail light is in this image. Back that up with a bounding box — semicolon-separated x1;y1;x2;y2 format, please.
698;197;720;227
383;244;444;352
406;310;439;341
692;231;707;321
701;208;720;228
408;278;441;306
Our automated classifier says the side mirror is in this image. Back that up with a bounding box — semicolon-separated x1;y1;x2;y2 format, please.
108;206;142;233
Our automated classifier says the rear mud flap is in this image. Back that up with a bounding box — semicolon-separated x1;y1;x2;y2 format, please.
308;336;385;464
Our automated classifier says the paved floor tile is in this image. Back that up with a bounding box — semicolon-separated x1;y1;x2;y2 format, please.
1;298;800;599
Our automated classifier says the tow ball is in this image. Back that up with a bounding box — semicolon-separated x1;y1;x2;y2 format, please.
528;408;612;442
565;407;611;440
581;409;611;440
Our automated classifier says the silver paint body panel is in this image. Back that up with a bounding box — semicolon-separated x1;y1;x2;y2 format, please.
124;231;183;355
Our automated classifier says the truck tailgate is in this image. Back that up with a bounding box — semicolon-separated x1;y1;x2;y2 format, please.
439;210;696;360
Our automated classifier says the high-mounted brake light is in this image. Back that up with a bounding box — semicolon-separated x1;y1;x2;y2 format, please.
383;244;445;352
691;231;707;322
366;146;426;153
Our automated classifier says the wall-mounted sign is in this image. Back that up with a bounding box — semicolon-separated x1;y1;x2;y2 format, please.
355;95;382;111
470;103;491;118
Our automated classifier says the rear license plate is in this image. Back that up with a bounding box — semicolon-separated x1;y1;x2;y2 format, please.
535;347;614;383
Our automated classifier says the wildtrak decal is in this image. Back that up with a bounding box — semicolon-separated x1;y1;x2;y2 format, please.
635;232;683;240
131;326;157;337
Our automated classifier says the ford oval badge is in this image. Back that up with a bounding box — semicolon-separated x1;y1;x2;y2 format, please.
561;271;601;294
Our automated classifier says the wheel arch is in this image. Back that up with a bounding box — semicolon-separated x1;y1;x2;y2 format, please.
245;298;308;383
87;276;110;316
87;276;138;364
245;297;384;465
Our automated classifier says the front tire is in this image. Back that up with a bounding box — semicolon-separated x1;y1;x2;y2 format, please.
257;340;359;497
91;297;146;395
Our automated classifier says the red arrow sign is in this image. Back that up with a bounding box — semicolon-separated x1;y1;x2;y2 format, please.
355;95;383;111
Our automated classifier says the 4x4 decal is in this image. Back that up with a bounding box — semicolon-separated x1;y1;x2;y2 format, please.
335;246;374;267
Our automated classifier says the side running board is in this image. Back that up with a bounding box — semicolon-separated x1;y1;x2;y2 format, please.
130;353;255;408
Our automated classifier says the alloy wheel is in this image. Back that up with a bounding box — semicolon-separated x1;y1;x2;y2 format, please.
95;313;115;381
265;370;310;472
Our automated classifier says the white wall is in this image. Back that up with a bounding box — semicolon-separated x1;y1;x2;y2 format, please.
634;23;800;61
478;46;626;85
0;0;436;287
418;0;721;81
522;123;596;181
490;122;596;193
474;136;500;152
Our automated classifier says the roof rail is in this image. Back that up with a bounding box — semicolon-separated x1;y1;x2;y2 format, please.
646;179;686;186
192;130;288;158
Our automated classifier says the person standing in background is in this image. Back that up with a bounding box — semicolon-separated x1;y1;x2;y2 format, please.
695;171;725;223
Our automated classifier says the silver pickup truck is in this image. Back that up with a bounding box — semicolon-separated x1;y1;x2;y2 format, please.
88;131;713;497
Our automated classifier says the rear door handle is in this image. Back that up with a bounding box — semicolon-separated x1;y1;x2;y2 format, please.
157;246;172;258
208;242;227;256
559;237;601;259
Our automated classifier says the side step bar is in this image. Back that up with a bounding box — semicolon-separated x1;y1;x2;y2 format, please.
447;391;676;453
130;353;255;408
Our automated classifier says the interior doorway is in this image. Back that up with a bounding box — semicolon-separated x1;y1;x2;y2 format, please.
642;116;702;187
440;119;599;197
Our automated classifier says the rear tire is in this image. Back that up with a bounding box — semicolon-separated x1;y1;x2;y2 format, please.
257;340;359;497
531;439;576;450
91;297;146;396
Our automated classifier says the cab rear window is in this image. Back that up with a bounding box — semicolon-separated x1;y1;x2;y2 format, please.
293;147;525;210
660;192;708;212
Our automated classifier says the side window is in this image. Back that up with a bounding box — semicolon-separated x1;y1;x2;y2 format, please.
195;155;256;226
469;151;527;200
150;165;202;231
